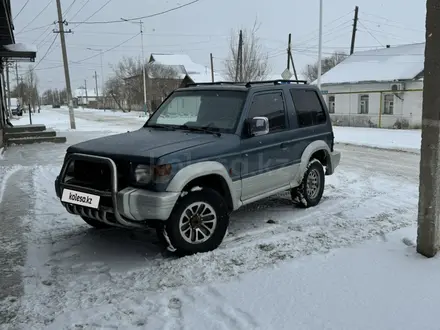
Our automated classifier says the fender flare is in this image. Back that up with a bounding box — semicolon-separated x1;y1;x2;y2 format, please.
294;140;331;184
166;161;239;210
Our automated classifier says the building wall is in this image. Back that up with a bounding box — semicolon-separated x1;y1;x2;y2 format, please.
321;81;423;128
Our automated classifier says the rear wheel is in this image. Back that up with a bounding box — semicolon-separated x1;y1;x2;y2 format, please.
291;159;325;208
81;216;112;229
157;188;229;256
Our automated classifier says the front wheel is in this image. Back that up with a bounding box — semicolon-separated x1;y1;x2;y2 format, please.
159;188;229;256
291;159;325;208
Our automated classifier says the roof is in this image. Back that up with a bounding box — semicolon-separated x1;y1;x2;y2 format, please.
318;43;425;85
149;53;224;82
73;88;102;98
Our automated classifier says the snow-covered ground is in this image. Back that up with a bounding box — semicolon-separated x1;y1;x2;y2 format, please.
334;126;421;153
0;107;430;329
12;106;422;153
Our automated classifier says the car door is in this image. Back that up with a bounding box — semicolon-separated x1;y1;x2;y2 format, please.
240;90;293;202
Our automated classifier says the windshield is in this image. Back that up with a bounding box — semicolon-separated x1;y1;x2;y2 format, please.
145;90;247;133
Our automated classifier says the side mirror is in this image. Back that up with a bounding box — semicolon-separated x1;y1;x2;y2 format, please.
250;116;269;136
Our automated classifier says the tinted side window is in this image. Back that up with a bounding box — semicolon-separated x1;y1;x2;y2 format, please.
248;92;286;132
289;89;327;127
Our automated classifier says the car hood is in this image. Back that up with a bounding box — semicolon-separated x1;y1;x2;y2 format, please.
67;128;219;163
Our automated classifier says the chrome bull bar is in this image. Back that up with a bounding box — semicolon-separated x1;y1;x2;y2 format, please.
58;153;145;228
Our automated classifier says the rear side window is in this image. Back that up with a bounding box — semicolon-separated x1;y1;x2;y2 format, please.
289;89;327;127
248;92;287;132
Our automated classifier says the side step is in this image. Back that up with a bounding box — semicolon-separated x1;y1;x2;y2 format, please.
6;136;67;146
5;129;57;139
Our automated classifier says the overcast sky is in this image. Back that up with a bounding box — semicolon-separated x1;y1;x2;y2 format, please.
11;0;425;91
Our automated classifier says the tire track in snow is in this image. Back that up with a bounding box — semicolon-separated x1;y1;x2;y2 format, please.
0;167;34;327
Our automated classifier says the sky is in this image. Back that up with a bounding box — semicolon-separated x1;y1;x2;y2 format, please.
11;0;426;92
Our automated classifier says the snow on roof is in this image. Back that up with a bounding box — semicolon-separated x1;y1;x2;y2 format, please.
149;53;224;82
4;43;37;53
319;43;425;85
73;88;102;98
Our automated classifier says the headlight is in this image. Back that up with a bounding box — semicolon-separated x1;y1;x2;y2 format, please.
134;164;152;184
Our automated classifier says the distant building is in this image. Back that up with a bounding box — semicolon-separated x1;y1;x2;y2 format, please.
123;53;224;111
73;88;102;107
315;43;424;128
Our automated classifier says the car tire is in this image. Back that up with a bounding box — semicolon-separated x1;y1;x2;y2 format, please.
291;159;325;208
81;216;112;229
160;188;230;256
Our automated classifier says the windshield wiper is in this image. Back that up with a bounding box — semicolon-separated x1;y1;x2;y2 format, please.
178;124;221;137
147;124;175;130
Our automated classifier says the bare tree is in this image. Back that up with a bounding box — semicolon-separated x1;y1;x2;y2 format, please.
224;20;270;82
302;51;348;82
105;56;179;112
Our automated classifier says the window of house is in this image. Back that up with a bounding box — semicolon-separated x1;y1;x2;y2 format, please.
248;92;287;132
328;95;335;113
383;94;394;115
290;89;327;127
359;95;369;114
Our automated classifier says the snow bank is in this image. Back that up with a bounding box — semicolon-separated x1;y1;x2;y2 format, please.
334;126;421;152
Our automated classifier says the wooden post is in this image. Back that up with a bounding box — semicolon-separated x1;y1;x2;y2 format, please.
210;53;214;82
417;0;440;257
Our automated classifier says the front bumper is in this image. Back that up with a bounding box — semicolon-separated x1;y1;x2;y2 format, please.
55;153;179;228
325;151;341;175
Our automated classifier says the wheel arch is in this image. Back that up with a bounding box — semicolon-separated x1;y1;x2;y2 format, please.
166;161;238;211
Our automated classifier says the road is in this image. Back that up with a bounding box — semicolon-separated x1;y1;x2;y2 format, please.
0;122;420;328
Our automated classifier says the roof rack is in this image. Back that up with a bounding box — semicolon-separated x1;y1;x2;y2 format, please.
245;79;308;87
184;81;242;87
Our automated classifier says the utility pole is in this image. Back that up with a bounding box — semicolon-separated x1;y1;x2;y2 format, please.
55;0;76;129
317;0;323;89
235;30;243;82
417;0;440;258
287;33;298;80
84;79;88;105
210;53;214;82
350;6;359;55
5;60;11;117
93;71;99;109
238;30;243;81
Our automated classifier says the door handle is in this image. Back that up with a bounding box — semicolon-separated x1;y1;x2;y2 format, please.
280;143;288;150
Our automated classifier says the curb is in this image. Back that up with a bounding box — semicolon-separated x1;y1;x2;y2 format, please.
336;142;420;155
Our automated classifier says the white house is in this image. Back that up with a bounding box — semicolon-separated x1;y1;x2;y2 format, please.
148;53;224;83
316;43;424;128
73;87;102;106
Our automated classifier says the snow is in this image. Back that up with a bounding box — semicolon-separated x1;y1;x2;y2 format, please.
334;126;421;152
3;43;37;53
11;106;147;133
0;107;432;329
150;53;224;82
318;43;425;85
73;89;102;98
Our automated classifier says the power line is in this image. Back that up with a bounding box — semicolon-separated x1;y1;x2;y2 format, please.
73;0;113;29
360;18;423;33
17;1;52;34
14;0;32;19
68;0;202;24
361;11;425;32
63;0;78;16
34;32;141;71
67;0;90;21
16;23;53;35
358;20;384;47
33;34;58;70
